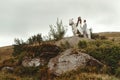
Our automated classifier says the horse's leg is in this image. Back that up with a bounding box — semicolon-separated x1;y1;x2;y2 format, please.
71;25;75;36
72;29;75;36
73;25;78;36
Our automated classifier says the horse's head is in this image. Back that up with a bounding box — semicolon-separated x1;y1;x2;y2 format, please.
69;18;74;26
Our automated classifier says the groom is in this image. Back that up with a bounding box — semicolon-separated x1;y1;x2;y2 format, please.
83;20;88;38
76;17;89;38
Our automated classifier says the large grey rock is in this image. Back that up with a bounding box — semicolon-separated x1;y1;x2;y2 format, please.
48;49;103;76
22;58;45;67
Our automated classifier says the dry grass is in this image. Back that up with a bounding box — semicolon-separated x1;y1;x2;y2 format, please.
0;71;119;80
0;71;33;80
0;46;13;63
98;32;120;37
98;32;120;42
54;73;119;80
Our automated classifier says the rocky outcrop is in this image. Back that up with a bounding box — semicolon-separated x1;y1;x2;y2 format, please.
55;36;92;47
48;49;103;76
22;58;45;67
1;66;14;73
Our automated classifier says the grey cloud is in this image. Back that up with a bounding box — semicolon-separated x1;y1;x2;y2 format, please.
0;0;120;46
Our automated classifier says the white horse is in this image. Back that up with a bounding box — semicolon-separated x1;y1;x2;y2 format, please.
69;19;92;39
69;19;80;36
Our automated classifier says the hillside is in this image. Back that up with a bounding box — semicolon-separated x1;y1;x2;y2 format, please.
98;32;120;37
0;32;120;80
0;32;119;56
0;46;13;63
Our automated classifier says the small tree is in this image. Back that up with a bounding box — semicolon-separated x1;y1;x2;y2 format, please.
14;38;24;45
12;38;25;56
27;34;42;45
49;18;67;41
36;34;42;45
28;37;33;44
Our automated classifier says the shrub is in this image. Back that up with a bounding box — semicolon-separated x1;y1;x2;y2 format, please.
27;33;43;45
49;18;67;41
13;42;61;61
17;51;28;65
60;41;71;50
13;34;43;57
77;40;120;74
12;38;26;56
85;41;120;74
14;66;39;76
91;33;100;39
115;67;120;77
2;58;17;67
78;40;87;49
91;33;107;40
100;36;107;40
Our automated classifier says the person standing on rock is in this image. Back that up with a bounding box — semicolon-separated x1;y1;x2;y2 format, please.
83;20;88;38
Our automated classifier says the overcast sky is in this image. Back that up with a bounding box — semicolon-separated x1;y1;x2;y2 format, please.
0;0;120;47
